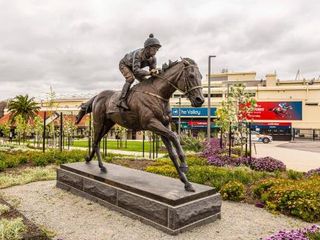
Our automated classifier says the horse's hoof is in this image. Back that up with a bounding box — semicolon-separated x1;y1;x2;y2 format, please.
85;156;91;163
100;166;107;173
179;165;189;173
185;184;195;192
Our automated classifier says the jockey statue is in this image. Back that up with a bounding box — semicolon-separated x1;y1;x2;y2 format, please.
75;33;161;124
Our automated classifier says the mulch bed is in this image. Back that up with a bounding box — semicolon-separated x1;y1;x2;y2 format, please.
0;198;50;240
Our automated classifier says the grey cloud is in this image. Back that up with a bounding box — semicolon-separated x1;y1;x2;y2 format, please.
0;0;319;100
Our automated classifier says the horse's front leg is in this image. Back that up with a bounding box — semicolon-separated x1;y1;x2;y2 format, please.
147;120;194;192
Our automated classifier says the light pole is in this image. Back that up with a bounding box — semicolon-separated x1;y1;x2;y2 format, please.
207;55;216;142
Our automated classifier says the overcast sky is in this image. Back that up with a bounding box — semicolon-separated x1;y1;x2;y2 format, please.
0;0;319;100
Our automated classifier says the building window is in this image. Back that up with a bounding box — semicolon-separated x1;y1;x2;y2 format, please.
305;103;319;106
247;93;256;97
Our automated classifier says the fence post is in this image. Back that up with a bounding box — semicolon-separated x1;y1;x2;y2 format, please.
228;123;231;157
142;131;145;158
59;112;63;152
249;122;252;161
42;111;46;153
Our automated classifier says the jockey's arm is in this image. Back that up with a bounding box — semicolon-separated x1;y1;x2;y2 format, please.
132;55;150;79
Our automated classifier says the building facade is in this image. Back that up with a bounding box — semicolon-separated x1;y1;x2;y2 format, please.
170;71;320;140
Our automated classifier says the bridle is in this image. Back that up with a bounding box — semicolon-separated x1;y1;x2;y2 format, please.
139;63;202;102
166;64;203;97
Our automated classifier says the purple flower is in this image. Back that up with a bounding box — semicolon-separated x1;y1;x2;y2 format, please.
250;157;286;172
306;167;320;177
263;225;320;240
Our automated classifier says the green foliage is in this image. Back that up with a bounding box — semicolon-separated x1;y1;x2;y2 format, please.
307;231;320;240
0;217;26;240
0;166;56;189
0;150;87;171
180;133;205;152
287;169;304;180
220;180;245;201
0;124;10;138
253;177;320;222
7;94;40;124
0;204;10;215
146;156;272;191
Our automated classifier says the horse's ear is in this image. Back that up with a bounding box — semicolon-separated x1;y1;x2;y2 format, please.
180;57;190;66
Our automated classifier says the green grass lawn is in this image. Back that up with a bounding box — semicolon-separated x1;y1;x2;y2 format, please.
72;139;165;153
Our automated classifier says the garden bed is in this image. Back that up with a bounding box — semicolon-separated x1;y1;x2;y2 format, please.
0;198;49;239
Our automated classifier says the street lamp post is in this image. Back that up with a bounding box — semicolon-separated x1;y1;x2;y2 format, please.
207;55;216;142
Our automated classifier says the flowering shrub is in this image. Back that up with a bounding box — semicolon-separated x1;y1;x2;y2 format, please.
263;225;320;240
254;176;320;222
306;168;320;178
201;138;222;158
220;180;245;201
250;157;286;172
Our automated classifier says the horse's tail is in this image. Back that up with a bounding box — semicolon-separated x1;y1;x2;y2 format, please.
75;96;96;124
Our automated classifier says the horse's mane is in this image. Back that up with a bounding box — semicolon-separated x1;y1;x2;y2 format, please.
131;58;196;89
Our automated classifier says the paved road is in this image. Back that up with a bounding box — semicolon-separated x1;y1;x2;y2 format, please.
252;141;320;172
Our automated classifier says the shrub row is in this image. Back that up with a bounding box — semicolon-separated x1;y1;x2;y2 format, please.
0;150;87;171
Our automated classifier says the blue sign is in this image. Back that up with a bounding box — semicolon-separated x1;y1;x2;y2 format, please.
171;107;216;117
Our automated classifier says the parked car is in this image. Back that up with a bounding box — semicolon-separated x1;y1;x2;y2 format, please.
251;131;272;144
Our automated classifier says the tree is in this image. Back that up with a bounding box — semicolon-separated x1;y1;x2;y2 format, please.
0;101;7;118
7;95;40;123
216;83;256;155
0;123;10;138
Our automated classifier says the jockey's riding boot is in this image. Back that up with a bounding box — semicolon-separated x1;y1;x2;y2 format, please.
75;104;87;124
117;82;132;110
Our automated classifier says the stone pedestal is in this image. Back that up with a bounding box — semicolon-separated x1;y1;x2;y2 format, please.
56;161;221;235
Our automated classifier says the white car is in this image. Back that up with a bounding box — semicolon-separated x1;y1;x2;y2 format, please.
251;131;273;144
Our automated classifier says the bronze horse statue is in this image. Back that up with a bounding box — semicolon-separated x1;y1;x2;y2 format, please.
76;58;205;192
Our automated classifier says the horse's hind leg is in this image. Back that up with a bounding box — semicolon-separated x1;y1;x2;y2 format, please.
92;120;115;173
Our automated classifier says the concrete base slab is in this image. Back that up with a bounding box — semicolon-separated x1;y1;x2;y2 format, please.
56;161;222;235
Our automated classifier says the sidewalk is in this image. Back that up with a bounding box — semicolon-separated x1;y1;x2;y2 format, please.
252;141;320;172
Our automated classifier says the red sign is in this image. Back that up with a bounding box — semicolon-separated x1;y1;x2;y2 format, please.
188;121;207;126
247;102;302;120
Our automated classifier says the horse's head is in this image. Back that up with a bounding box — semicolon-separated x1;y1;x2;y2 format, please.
176;58;205;107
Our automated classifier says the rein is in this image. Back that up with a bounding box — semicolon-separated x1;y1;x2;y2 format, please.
136;64;202;102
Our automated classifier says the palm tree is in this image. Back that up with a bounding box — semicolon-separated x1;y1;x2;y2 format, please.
7;95;40;123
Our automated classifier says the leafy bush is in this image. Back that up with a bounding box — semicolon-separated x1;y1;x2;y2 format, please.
201;138;222;158
254;176;320;222
180;134;205;152
287;169;304;180
263;225;320;240
220;181;245;201
250;157;286;172
0;217;26;240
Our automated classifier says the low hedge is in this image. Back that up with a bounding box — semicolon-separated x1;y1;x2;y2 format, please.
0;150;87;170
254;176;320;222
